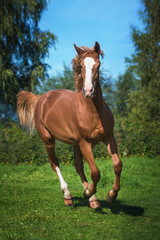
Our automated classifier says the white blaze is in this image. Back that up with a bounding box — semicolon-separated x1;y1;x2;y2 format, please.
84;57;95;91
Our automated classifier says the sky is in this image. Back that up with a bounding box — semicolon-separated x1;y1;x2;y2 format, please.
39;0;143;79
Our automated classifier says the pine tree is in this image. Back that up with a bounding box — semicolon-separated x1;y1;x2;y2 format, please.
115;69;137;116
126;0;160;121
114;0;160;156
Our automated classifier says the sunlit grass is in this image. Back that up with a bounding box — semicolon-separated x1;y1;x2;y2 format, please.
0;156;160;239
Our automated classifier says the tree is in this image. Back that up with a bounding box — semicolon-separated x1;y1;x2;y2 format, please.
40;64;75;93
127;0;160;88
126;0;160;121
99;69;115;108
0;0;56;115
114;0;160;157
114;69;137;116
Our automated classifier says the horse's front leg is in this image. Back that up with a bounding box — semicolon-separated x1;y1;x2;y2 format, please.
74;146;101;209
105;136;122;203
79;139;100;198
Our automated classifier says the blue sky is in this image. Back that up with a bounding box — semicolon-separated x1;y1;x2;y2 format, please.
40;0;143;79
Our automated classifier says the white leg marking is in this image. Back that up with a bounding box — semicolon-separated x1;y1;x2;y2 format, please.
56;167;72;199
56;166;68;190
84;57;95;91
89;195;97;202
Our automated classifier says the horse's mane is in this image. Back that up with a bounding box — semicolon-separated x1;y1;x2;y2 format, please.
72;46;103;91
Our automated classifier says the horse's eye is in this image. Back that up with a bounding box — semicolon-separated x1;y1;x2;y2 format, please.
80;65;82;69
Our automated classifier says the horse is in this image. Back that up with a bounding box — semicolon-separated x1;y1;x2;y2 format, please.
17;42;122;209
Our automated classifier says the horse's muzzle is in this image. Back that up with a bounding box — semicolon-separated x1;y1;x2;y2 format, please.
83;86;94;98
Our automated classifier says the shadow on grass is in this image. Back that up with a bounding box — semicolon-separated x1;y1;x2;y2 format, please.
100;200;145;216
73;197;144;216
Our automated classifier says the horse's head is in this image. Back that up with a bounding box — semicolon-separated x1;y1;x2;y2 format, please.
73;42;103;98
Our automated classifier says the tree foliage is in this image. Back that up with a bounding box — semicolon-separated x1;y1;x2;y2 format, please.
0;0;56;114
114;0;160;157
114;69;137;116
127;0;160;88
40;64;75;93
126;0;160;121
99;68;115;108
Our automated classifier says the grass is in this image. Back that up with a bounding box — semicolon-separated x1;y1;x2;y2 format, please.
0;156;160;240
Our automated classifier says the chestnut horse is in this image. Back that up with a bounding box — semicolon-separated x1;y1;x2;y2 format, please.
17;42;122;209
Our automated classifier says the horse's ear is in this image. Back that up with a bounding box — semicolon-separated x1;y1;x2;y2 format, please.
94;41;101;54
74;44;84;55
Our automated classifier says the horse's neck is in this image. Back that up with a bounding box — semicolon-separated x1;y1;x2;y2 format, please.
79;86;104;115
92;87;104;113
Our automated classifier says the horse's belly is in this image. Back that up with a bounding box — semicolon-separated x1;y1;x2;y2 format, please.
45;121;74;143
44;112;78;145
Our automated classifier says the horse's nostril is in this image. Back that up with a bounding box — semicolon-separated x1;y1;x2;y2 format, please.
90;87;94;93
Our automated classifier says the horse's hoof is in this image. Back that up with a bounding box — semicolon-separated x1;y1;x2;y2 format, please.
89;200;101;210
64;198;74;207
107;192;117;203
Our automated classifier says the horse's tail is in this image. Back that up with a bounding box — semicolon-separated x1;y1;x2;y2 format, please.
17;90;40;134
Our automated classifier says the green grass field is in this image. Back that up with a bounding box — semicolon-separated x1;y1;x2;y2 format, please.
0;156;160;240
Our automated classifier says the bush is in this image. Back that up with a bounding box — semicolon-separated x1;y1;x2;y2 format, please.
114;115;160;157
0;120;111;165
0;120;47;165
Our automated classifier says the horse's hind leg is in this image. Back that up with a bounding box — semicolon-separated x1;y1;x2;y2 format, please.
36;124;73;206
105;136;122;203
74;146;101;209
45;142;73;206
